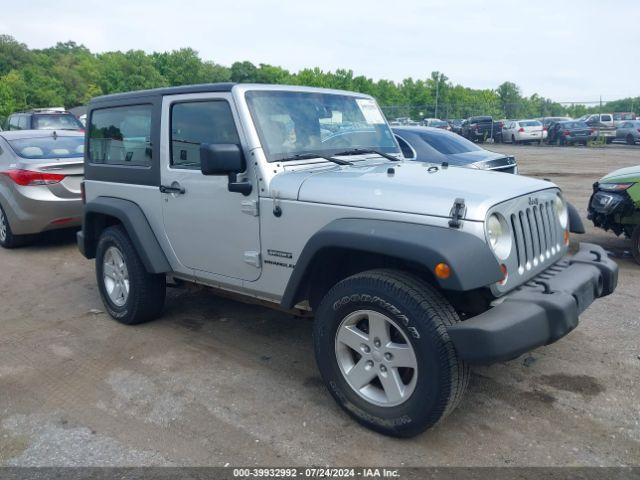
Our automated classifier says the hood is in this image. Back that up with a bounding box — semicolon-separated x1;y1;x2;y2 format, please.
270;160;554;221
600;165;640;184
445;149;508;167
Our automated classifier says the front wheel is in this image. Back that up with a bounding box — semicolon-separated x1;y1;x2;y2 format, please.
313;269;469;437
627;134;635;145
96;225;166;325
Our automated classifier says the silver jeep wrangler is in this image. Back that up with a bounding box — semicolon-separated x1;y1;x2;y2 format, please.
78;83;618;437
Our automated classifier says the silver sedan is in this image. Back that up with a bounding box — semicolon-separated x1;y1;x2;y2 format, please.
616;120;640;145
0;130;85;248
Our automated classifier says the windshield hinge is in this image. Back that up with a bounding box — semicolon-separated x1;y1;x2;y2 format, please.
241;199;259;216
449;198;466;229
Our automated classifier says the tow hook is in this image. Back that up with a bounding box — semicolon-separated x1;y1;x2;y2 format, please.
449;198;466;228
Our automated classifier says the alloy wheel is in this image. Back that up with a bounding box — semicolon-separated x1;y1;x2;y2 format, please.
103;246;130;307
335;310;418;407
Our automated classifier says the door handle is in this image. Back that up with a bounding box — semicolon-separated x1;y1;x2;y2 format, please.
159;182;185;195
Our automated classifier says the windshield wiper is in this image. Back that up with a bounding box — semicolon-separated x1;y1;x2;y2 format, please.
333;148;400;162
278;152;353;165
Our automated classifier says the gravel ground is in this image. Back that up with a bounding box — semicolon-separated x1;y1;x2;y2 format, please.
0;144;638;467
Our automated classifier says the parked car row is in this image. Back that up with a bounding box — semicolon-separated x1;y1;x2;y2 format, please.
391;111;638;147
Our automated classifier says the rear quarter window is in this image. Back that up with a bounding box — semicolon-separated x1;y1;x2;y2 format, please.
88;105;153;167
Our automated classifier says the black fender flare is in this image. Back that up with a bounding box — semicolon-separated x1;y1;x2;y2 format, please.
567;202;585;234
78;197;171;274
280;218;503;309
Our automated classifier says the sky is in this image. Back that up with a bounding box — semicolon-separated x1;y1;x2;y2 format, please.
1;0;639;103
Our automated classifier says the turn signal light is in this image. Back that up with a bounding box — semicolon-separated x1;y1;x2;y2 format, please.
434;262;451;279
498;264;508;285
564;229;570;245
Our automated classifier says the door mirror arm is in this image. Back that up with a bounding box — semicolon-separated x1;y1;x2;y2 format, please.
228;172;252;196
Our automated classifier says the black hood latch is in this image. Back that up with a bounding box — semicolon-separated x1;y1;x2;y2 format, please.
449;198;466;229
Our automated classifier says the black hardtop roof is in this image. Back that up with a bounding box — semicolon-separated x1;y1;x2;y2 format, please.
90;83;236;105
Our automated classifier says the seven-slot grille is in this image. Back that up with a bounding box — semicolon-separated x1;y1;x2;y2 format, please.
509;200;562;274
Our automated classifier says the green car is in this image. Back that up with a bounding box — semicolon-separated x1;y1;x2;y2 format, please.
588;165;640;263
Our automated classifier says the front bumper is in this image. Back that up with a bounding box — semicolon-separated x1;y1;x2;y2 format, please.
447;243;618;364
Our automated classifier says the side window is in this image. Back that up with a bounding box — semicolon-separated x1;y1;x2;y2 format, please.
395;135;415;159
18;115;29;130
601;114;612;122
8;115;19;130
88;105;153;167
170;100;240;170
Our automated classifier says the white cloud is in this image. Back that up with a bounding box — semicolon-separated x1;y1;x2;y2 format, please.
2;0;639;101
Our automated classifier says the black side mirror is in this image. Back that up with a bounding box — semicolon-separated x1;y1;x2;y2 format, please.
200;143;252;196
200;143;245;175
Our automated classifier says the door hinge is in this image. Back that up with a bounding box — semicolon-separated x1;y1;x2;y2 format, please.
241;199;259;216
244;251;261;268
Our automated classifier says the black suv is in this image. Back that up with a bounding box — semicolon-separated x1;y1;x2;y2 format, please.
4;109;84;131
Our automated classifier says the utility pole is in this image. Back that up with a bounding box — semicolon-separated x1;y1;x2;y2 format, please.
434;75;440;119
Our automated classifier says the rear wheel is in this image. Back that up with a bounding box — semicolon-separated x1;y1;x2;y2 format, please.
0;204;26;249
632;226;640;265
627;134;635;145
313;269;469;437
96;225;166;325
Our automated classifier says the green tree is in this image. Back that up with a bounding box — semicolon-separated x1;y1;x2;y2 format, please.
0;35;31;76
96;50;166;93
496;81;522;118
0;70;28;117
230;61;258;83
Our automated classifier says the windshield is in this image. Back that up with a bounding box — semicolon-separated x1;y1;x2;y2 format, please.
430;120;448;127
8;136;85;159
419;130;482;154
33;114;84;130
245;91;399;161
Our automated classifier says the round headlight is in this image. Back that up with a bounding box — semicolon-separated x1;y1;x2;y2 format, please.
555;194;568;229
486;213;512;260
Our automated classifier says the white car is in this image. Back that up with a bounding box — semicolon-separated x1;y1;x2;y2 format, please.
502;120;548;144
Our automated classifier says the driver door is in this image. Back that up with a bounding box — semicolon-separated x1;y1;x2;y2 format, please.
160;93;261;281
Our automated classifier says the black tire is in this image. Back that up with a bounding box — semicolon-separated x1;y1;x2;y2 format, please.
606;137;614;144
0;204;27;249
96;225;166;325
313;269;469;437
632;225;640;265
627;134;635;145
